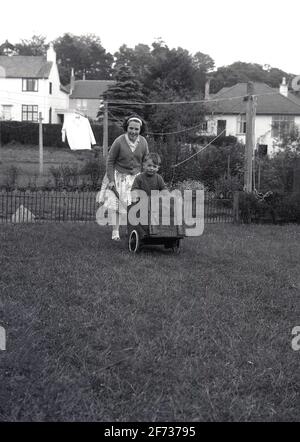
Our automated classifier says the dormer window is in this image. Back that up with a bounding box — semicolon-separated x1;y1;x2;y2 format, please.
22;78;38;92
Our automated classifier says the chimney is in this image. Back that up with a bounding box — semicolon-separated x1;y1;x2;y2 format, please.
70;68;75;95
279;77;288;97
205;78;211;100
46;43;56;63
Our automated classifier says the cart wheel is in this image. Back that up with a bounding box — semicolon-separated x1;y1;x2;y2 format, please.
172;239;181;254
128;229;141;253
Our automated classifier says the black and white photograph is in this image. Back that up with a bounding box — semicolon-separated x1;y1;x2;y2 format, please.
0;0;299;428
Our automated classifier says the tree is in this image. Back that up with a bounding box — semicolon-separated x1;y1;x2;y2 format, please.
191;51;215;95
145;80;204;135
192;51;215;73
15;35;47;56
113;40;213;99
113;44;136;71
99;64;146;122
113;43;153;96
211;61;293;93
143;43;201;97
53;33;113;85
259;127;300;193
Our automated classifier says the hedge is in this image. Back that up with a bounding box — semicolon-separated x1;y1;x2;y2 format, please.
0;120;123;148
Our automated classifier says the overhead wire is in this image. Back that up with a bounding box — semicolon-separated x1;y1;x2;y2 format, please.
170;99;245;169
106;91;280;106
107;96;246;137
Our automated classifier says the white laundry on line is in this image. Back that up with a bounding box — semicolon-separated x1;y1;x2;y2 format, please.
62;113;96;150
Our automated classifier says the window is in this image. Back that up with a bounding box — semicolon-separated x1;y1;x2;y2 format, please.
49;107;52;124
272;115;295;138
49;82;52;95
200;121;208;131
217;119;226;136
22;105;38;122
237;114;247;134
257;144;268;158
1;105;12;120
22;78;38;92
76;99;87;109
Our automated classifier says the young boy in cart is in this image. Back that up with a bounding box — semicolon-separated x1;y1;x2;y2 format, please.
131;152;167;196
128;153;184;252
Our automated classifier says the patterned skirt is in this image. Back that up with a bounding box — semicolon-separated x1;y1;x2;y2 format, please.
97;170;138;215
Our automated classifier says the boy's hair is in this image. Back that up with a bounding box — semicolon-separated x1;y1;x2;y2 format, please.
144;152;161;166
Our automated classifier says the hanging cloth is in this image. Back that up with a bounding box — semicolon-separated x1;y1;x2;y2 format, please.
62;113;96;150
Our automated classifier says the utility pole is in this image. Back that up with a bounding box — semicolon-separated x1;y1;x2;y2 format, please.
258;158;261;191
253;153;256;190
103;101;108;158
227;151;231;179
244;82;257;192
38;112;44;175
0;120;2;167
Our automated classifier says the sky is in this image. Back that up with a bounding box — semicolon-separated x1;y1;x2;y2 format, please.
1;0;299;74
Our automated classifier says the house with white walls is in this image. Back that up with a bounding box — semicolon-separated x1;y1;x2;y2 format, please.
0;44;69;124
68;70;115;121
202;79;300;156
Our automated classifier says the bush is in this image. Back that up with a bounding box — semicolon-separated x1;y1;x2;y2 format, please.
173;179;205;191
214;175;243;198
151;138;244;189
49;164;81;189
276;192;300;222
3;165;22;189
80;159;106;190
48;157;106;190
238;191;300;224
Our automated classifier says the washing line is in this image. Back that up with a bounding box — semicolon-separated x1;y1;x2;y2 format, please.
169;99;244;168
0;90;280;108
170;129;227;169
108;104;245;137
106;91;280;106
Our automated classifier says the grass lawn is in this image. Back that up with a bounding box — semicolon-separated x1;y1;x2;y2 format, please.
0;223;299;421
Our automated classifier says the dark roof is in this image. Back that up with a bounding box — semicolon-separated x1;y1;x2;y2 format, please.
0;56;53;78
60;84;69;94
69;80;116;99
288;92;300;106
207;82;300;115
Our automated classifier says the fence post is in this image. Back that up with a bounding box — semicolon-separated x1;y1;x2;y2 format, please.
293;157;300;193
103;101;108;158
233;191;240;224
0;120;2;168
39;112;44;176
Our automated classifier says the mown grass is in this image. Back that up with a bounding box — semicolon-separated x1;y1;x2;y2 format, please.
0;223;299;421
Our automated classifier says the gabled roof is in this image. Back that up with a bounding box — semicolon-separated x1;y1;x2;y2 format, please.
207;82;300;115
69;80;116;99
0;56;53;78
